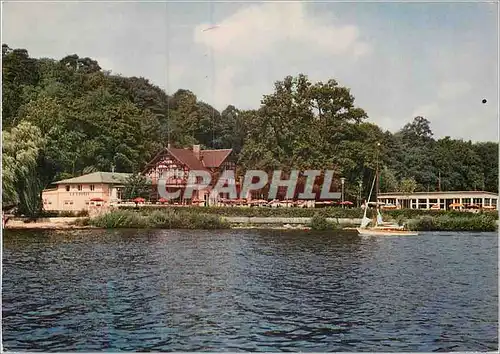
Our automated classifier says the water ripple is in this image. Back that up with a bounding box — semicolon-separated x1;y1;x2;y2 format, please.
2;229;498;351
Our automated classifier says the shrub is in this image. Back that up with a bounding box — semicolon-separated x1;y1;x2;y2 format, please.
118;205;369;218
116;205;499;220
147;210;177;228
39;210;59;217
89;209;230;229
409;214;497;232
59;210;76;217
71;217;90;226
76;209;89;217
309;214;339;231
90;210;148;228
184;213;230;229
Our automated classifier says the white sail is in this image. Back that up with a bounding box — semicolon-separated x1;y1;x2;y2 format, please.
376;209;384;226
359;174;377;229
360;216;371;228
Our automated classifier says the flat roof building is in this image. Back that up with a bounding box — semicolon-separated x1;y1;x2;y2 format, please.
42;172;131;211
377;191;498;210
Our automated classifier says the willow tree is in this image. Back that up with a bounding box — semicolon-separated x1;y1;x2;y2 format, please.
2;121;47;217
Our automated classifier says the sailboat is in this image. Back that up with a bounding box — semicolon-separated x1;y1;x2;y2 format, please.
356;174;418;236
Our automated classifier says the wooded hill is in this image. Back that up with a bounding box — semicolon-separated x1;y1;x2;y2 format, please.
3;44;498;214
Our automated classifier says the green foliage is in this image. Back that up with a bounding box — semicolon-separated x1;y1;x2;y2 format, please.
72;217;90;226
89;209;230;229
37;210;90;217
116;205;498;224
90;210;149;228
384;208;497;220
122;173;152;200
408;214;497;232
2;121;48;217
2;45;498;202
76;209;89;217
399;177;418;194
239;74;368;174
86;207;496;231
379;168;399;193
118;205;370;218
309;214;339;231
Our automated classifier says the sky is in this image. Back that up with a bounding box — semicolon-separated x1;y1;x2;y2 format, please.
2;0;499;142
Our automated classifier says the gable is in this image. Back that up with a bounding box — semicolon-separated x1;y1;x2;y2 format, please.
201;149;232;168
142;147;208;174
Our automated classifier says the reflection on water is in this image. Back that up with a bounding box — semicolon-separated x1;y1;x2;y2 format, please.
2;229;498;352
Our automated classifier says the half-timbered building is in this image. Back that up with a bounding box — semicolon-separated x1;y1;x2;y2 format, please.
142;144;236;205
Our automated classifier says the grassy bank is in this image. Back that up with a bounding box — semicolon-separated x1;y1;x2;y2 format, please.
118;205;498;220
105;206;497;231
89;210;342;231
89;210;230;229
309;215;340;231
7;209;495;232
407;214;497;232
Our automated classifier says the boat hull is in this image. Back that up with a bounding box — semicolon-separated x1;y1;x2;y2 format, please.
356;228;419;236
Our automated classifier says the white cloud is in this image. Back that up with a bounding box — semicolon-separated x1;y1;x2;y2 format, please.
193;3;370;59
192;2;371;108
437;81;471;100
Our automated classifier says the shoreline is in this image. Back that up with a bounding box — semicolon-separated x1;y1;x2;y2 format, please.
3;215;497;232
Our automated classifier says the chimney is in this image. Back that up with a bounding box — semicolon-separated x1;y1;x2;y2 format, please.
193;144;201;160
167;143;171;149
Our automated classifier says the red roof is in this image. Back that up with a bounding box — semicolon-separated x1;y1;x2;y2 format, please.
200;149;232;168
143;146;232;174
168;148;207;171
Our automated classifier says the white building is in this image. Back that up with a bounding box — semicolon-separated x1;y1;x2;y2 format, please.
377;191;498;210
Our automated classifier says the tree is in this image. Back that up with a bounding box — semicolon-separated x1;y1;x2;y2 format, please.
239;74;368;174
399;116;433;143
122;174;152;200
2;46;40;128
2;121;47;217
2;45;498;198
472;142;498;192
399;177;417;194
379;168;399;193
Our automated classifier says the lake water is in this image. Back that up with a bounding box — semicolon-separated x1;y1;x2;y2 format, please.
2;229;498;352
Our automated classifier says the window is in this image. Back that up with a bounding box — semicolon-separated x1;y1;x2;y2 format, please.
90;185;95;191
77;185;82;191
65;185;70;192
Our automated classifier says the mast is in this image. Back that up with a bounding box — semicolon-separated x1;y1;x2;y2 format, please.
375;142;381;203
360;174;377;228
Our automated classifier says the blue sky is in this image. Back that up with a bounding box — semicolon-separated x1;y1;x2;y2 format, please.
3;1;498;141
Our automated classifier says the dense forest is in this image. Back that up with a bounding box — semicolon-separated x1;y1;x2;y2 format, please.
2;44;498;215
